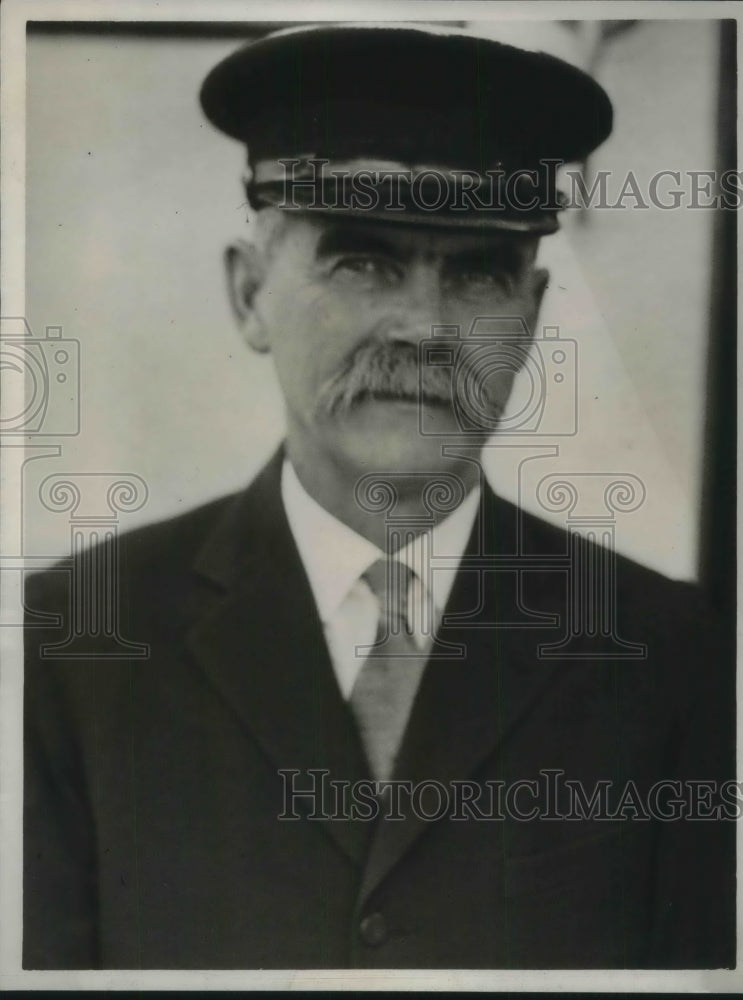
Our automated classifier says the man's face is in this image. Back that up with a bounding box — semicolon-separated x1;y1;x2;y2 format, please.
227;212;548;476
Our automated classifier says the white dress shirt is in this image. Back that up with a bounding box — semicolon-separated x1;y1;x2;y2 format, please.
281;459;481;699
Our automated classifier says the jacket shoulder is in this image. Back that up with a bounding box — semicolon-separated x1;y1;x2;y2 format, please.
516;498;700;600
24;489;240;612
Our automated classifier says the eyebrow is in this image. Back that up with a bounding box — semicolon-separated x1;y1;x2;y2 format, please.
314;226;413;262
448;244;526;275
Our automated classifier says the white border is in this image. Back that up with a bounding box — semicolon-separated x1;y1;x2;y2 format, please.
1;0;741;991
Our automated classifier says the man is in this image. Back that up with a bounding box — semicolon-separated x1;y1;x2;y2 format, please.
23;23;734;969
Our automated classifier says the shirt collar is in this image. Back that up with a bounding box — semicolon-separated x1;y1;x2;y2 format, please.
281;458;480;623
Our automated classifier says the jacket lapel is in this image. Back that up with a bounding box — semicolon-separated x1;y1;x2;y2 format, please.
359;487;567;902
185;449;372;865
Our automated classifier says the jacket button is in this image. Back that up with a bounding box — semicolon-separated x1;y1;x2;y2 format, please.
359;912;387;946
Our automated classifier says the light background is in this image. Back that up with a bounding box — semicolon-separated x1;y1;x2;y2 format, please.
22;18;719;578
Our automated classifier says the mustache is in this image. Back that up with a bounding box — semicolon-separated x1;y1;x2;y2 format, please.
315;338;505;422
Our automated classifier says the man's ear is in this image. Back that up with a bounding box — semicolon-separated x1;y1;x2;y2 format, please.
224;240;271;353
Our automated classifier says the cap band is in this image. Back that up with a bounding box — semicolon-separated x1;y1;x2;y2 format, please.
245;155;564;233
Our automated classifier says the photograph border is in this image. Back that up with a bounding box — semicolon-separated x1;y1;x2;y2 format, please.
1;0;740;991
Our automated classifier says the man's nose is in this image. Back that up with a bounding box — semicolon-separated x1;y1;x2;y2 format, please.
383;263;445;343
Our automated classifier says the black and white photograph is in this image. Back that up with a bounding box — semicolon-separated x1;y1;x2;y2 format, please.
0;0;738;990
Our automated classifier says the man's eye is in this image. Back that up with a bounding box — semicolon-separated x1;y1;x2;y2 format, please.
332;256;399;283
449;267;514;296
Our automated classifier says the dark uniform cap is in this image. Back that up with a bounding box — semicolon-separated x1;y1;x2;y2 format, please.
200;23;614;233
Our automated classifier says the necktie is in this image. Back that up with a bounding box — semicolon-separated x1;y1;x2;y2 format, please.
349;559;428;782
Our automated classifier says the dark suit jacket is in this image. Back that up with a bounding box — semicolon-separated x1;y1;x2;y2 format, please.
23;450;735;969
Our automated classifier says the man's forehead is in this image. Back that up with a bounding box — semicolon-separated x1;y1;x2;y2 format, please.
303;215;538;257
